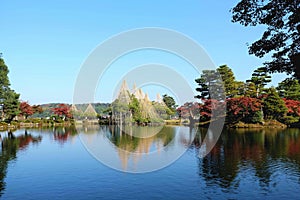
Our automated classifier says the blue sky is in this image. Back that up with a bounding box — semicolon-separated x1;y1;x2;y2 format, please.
0;0;288;104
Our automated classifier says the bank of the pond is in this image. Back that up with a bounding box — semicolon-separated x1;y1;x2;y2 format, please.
163;119;289;129
0;120;75;131
227;120;287;129
164;119;181;125
194;119;289;129
0;119;297;131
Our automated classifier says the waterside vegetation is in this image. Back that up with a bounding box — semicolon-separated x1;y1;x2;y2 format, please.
1;62;300;129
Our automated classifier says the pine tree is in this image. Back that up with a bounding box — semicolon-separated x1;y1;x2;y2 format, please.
244;82;257;98
195;70;225;100
0;57;11;101
262;87;287;120
162;94;177;115
3;89;20;122
277;78;300;101
217;65;240;98
246;67;271;97
0;56;20;122
234;81;246;97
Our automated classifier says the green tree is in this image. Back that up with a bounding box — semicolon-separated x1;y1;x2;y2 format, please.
262;87;288;120
195;70;225;100
152;101;168;120
277;78;300;100
111;98;130;124
0;56;20;122
129;95;143;123
0;57;10;102
246;67;271;97
244;82;257;98
3;90;20;122
235;81;246;97
231;0;300;79
162;94;177;116
217;65;239;98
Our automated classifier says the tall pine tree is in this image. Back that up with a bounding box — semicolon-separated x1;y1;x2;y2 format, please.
246;67;271;97
217;65;240;98
195;70;225;100
0;57;10;100
0;56;20;122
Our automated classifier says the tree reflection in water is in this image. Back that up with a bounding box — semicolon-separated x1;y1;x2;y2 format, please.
108;125;175;153
107;125;176;170
194;128;300;190
53;126;78;144
0;130;42;197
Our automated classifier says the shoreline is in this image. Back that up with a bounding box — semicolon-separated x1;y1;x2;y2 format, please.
0;119;298;132
0;121;74;131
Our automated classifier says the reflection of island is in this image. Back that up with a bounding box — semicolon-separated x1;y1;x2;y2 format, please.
75;125;101;134
108;125;175;170
53;126;78;144
194;128;300;190
0;130;42;197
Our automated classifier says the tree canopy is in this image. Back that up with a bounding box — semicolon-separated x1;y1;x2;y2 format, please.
2;90;20;122
231;0;300;79
162;94;177;116
262;87;288;120
217;65;241;98
0;57;20;122
0;58;11;102
20;102;34;119
52;104;72;120
246;67;271;97
277;78;300;100
195;70;225;100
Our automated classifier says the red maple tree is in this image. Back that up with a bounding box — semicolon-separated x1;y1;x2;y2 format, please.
177;100;225;122
226;97;262;123
177;102;200;118
227;97;261;116
283;99;300;117
52;104;72;119
200;99;226;120
20;101;34;119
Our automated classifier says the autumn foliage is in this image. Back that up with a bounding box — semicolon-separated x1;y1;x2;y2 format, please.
178;97;300;125
200;99;226;120
19;102;43;119
283;99;300;117
177;102;200;118
226;97;262;123
20;101;34;119
52;104;72;119
177;100;226;122
227;97;261;116
178;97;263;124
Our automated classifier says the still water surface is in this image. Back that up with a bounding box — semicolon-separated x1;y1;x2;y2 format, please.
0;126;300;199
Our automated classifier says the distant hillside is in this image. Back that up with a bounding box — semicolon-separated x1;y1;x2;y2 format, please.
31;103;110;118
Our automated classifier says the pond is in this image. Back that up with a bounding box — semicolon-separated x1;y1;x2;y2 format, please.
0;126;299;199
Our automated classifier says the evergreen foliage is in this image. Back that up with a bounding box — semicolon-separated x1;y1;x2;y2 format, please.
262;88;288;120
0;57;20;122
277;78;300;100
